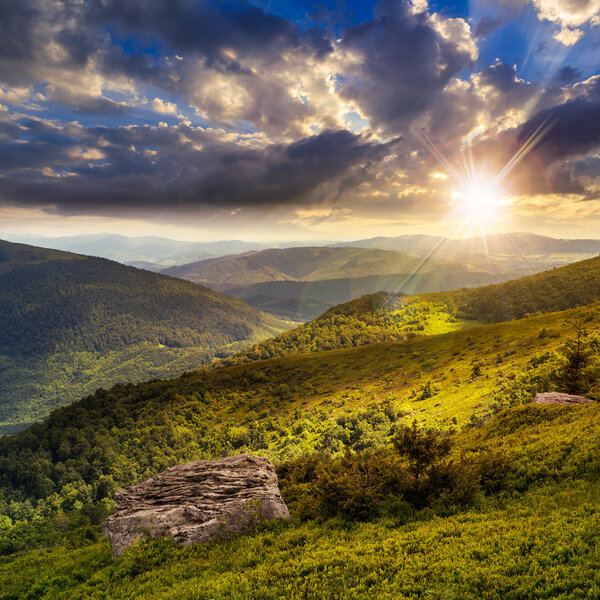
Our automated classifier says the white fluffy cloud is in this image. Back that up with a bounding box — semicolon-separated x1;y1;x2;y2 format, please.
151;98;178;115
531;0;600;44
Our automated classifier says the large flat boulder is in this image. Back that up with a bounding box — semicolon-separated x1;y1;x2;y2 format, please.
102;453;289;557
534;392;595;405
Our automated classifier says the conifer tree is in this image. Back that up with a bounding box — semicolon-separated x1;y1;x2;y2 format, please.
557;321;592;395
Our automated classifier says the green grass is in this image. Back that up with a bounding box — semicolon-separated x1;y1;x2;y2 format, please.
2;400;600;599
2;484;598;600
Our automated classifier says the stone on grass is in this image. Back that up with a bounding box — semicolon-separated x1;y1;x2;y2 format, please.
534;392;595;405
102;453;289;557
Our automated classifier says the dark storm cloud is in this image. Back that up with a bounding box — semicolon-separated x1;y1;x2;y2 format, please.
479;62;524;93
555;66;582;84
0;0;330;81
518;96;600;165
89;0;332;65
0;0;108;84
489;86;600;197
339;0;475;133
0;122;398;214
473;16;506;38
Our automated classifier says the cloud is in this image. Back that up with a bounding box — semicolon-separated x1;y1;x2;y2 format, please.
531;0;600;29
0;0;598;237
151;98;178;115
0;120;400;216
0;0;332;135
517;96;600;165
552;26;584;44
473;15;508;38
338;0;476;133
530;0;600;45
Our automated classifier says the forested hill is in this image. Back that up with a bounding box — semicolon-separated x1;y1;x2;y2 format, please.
162;246;424;289
432;253;600;323
223;253;600;364
220;292;475;365
0;240;290;427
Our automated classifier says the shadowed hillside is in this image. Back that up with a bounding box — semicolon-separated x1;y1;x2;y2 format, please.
163;247;517;320
0;240;291;428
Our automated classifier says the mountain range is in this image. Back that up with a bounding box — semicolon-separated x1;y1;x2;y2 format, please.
333;231;600;264
4;231;599;273
162;233;600;319
0;233;271;268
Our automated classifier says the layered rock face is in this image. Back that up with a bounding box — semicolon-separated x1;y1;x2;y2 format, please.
102;453;289;557
534;392;595;405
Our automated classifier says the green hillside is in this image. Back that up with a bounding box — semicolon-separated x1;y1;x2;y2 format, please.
225;254;600;364
0;240;290;428
1;254;599;598
0;299;598;545
429;253;600;323
2;368;600;597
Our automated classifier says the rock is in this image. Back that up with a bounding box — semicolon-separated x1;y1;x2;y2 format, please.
102;453;289;557
534;392;595;405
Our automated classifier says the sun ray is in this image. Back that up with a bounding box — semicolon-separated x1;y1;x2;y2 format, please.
397;216;468;292
492;115;556;186
412;126;466;185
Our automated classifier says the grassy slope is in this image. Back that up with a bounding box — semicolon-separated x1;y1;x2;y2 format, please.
225;254;600;364
2;401;600;599
0;240;290;427
1;300;597;506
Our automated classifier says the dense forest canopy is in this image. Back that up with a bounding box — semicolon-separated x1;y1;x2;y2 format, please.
0;240;289;426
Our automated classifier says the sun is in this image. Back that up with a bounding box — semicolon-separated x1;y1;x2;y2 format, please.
453;178;503;222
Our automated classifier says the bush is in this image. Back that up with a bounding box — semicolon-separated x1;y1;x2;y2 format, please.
279;425;512;521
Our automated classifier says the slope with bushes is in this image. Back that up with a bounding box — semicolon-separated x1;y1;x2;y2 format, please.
1;401;599;598
0;299;598;554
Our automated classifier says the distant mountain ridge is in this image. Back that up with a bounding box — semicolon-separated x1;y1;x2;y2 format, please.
162;246;509;320
161;240;590;320
1;233;268;267
162;247;424;288
0;239;290;428
334;232;600;262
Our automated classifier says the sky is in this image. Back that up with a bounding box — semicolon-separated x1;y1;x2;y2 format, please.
0;0;599;242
